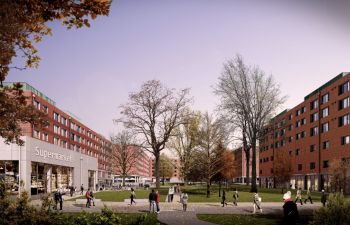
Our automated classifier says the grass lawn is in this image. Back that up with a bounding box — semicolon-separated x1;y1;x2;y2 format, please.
69;185;322;203
197;214;312;225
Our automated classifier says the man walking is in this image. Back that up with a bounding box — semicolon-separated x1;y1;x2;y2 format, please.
80;184;84;195
221;190;227;207
148;189;157;213
304;187;313;204
294;188;303;205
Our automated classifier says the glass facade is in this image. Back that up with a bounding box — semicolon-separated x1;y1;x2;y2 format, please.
31;162;73;195
0;161;19;195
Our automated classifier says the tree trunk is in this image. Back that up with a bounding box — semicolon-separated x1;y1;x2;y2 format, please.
219;181;221;197
155;151;160;189
243;129;250;186
206;183;210;198
250;139;257;193
122;175;125;187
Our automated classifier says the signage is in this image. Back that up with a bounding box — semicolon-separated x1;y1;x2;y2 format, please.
34;147;73;162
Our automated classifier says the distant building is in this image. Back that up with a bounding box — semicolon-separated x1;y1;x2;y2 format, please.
152;156;182;183
232;147;259;184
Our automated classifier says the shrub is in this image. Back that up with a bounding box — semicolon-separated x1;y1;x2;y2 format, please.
310;193;350;225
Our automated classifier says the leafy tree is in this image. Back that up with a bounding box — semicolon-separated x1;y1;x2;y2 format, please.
0;0;111;82
273;150;292;192
329;158;350;193
168;110;201;183
215;54;286;192
0;83;48;145
196;112;228;197
111;130;141;187
0;0;110;145
158;153;174;185
117;80;191;189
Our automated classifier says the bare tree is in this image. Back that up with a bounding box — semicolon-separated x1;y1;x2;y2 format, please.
111;130;141;187
117;80;191;189
167;110;201;183
215;54;286;192
196;112;228;197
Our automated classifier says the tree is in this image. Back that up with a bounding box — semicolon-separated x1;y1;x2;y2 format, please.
0;83;48;145
0;0;111;82
159;154;174;185
215;54;286;192
111;131;141;187
329;158;350;193
117;80;191;189
196;112;227;197
273;150;292;192
167;110;201;183
221;150;236;186
0;0;110;145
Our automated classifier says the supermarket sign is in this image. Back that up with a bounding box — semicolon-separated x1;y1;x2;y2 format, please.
34;147;72;162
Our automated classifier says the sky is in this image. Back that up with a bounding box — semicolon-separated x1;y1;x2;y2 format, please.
6;0;350;138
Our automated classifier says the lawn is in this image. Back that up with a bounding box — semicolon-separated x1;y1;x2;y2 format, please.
69;185;322;203
197;214;313;225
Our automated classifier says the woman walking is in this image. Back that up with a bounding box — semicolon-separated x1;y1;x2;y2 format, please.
130;188;136;205
182;193;188;211
233;188;239;206
221;190;228;207
253;192;262;213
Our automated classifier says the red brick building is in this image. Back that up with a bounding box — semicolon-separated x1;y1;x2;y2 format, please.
232;147;259;184
259;72;350;192
5;82;113;189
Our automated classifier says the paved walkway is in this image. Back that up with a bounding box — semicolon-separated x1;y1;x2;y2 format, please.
30;195;322;225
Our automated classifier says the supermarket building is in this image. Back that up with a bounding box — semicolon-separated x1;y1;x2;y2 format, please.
0;83;113;196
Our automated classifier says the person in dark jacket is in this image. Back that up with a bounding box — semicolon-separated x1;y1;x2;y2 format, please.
148;189;157;213
221;190;228;207
54;190;60;210
283;191;299;225
321;190;327;207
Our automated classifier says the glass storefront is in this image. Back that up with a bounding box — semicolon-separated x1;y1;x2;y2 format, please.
31;162;73;195
0;161;19;195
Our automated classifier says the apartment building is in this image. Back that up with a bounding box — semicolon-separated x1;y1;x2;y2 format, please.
259;72;350;192
0;82;113;195
113;146;153;185
232;147;259;184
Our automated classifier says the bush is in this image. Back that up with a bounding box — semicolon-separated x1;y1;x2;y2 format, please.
310;193;350;225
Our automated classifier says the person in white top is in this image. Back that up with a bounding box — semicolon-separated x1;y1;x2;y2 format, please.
168;186;175;202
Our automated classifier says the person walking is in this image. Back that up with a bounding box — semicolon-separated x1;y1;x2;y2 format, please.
221;190;228;207
321;190;327;207
90;189;95;206
156;190;160;213
294;188;303;205
233;188;239;206
168;186;174;202
69;186;74;197
85;188;91;208
181;192;188;211
54;190;60;210
283;191;299;225
253;192;262;213
304;187;313;204
80;184;84;195
130;188;136;205
148;189;157;213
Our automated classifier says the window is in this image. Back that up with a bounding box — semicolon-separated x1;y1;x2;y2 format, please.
288;124;293;131
288;136;293;142
296;109;302;116
33;99;40;109
42;105;48;113
53;125;60;134
310;100;318;110
321;122;329;133
53;112;60;121
61;129;66;137
61;117;67;126
338;81;349;95
296;120;301;128
323;140;330;149
289;114;293;120
42;133;48;141
33;130;40;139
323;160;329;168
298;164;302;171
322;107;329;118
310;162;316;170
310;126;318;136
295;149;300;155
54;137;59;145
311;113;319;122
339;97;350;110
301;106;306;113
301;131;306;138
338;114;350;127
341;136;350;145
301;118;306;125
321;93;329;104
310;144;316;152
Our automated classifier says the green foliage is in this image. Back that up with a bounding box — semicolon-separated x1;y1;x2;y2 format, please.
310;193;350;225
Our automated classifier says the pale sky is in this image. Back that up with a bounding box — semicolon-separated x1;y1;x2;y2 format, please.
6;0;350;138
